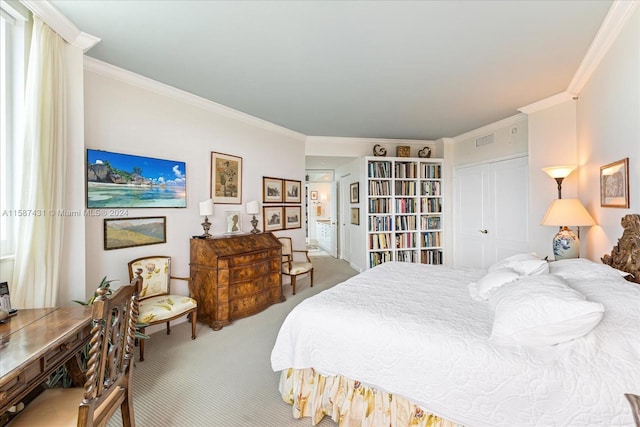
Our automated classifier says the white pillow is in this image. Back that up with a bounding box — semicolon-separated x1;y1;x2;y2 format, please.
469;268;520;301
488;253;549;276
549;258;627;281
488;275;604;347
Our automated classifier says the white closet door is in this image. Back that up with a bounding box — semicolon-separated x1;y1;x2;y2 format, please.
454;156;529;268
454;164;488;268
485;157;530;262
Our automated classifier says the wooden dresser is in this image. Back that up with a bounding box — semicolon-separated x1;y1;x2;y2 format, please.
189;232;284;330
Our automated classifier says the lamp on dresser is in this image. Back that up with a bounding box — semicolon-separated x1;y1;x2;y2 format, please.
541;198;596;260
247;200;261;234
199;198;214;238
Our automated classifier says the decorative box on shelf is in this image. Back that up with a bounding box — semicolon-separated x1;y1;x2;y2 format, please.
396;146;410;157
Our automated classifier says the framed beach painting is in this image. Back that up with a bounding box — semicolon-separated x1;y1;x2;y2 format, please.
104;216;166;250
284;206;302;229
263;206;283;231
211;152;242;204
87;149;186;208
284;179;302;203
263;177;283;203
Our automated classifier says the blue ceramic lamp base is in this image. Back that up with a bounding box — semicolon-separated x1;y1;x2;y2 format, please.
553;226;580;260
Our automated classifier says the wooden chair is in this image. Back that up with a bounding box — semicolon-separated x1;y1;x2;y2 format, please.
128;256;197;361
9;280;140;427
278;237;314;295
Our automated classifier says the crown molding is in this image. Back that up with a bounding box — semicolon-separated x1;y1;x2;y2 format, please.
568;0;639;94
84;57;306;141
518;92;575;115
20;0;100;51
305;136;433;145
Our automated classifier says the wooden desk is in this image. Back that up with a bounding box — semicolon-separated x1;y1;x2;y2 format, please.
0;307;92;414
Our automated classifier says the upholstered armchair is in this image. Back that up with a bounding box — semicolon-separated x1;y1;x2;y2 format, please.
128;256;197;361
278;237;314;295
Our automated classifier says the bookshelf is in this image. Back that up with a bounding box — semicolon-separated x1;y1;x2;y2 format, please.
365;156;444;268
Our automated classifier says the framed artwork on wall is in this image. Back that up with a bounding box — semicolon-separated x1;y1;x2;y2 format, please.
211;152;242;204
284;206;302;229
263;177;283;203
284;179;302;203
87;149;186;208
600;158;629;208
350;182;359;203
351;207;360;225
263;206;283;231
224;210;242;234
104;216;166;250
310;190;318;200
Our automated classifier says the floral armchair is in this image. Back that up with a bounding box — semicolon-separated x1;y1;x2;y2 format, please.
128;256;197;361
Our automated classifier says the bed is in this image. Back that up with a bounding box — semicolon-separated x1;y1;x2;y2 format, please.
271;214;640;427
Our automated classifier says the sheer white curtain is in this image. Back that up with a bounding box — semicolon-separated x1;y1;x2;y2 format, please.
11;16;67;308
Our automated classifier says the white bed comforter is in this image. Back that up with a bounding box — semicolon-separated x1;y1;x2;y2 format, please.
271;262;640;427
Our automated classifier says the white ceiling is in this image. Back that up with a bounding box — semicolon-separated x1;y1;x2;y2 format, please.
52;0;612;141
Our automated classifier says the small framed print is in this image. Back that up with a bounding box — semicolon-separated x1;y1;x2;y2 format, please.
211;151;242;204
263;206;283;231
600;158;630;208
350;182;359;203
310;190;318;200
284;179;302;203
263;177;283;203
284;206;302;229
224;210;242;234
104;216;166;250
351;207;360;225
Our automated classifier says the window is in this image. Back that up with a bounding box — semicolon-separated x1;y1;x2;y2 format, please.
0;2;27;258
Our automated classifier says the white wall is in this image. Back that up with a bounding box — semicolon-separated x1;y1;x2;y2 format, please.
81;61;306;301
577;6;640;260
526;100;579;259
58;41;87;306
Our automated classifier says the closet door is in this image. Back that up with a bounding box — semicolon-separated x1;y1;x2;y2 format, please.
454;156;529;269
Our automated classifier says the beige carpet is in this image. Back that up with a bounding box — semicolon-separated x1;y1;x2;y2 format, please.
108;255;357;427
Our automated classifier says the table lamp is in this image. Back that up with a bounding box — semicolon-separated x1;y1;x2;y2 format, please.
246;200;261;234
199;199;214;238
541;198;596;259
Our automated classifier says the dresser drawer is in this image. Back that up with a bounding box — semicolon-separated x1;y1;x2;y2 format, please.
229;290;273;318
229;260;270;282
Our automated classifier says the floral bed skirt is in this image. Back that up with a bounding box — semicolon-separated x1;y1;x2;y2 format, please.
278;368;463;427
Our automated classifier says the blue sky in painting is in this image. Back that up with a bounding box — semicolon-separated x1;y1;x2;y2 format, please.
87;149;186;186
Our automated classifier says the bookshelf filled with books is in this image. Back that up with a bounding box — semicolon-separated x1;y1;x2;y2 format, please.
365;156;444;268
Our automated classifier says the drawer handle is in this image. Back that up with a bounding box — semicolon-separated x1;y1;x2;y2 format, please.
60;342;70;351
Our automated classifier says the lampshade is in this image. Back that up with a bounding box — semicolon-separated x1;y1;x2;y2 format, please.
320;193;327;201
542;165;576;179
246;200;260;215
199;199;214;216
541;199;596;226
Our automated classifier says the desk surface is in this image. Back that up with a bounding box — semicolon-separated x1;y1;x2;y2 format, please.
0;306;92;380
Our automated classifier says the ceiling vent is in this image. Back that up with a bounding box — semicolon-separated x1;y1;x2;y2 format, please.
475;133;495;148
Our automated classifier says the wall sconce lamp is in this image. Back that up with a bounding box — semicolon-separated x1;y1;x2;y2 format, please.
541;198;596;259
199;199;214;238
246;200;261;234
542;165;576;199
